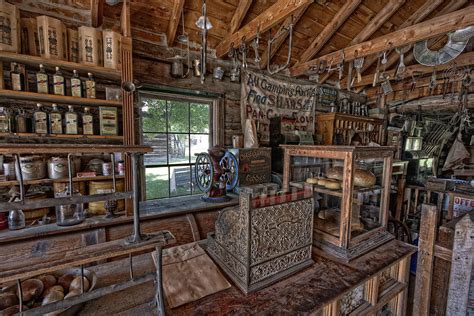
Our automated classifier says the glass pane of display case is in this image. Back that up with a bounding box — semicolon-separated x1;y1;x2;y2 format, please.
289;155;345;239
350;157;386;240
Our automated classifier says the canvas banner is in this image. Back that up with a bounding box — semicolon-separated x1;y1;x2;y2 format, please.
241;69;317;145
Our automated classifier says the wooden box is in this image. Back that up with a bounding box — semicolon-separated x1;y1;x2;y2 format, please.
228;148;272;187
67;28;79;63
20;18;39;56
315;113;384;146
78;26;102;66
0;1;20;53
282;145;395;262
37;15;67;60
207;187;314;293
102;29;121;69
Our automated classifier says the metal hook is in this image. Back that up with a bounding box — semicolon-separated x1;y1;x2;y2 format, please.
267;15;294;74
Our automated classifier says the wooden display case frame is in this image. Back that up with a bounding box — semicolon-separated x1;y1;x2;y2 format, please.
282;145;395;261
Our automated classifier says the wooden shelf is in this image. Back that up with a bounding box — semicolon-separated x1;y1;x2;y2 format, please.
0;51;121;80
0;174;125;188
0;132;123;142
0;90;122;107
0;144;152;154
290;181;381;198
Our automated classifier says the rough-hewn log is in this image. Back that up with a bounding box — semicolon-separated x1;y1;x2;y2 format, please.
229;0;253;35
215;0;312;57
350;52;474;89
296;0;362;65
166;0;185;47
319;0;406;84
258;3;310;69
389;94;474;113
352;0;467;90
291;7;474;77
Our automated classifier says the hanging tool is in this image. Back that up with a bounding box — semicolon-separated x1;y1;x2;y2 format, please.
267;16;294;75
346;61;353;91
240;36;248;69
395;45;410;79
353;57;364;85
429;67;437;95
252;26;261;63
373;53;382;87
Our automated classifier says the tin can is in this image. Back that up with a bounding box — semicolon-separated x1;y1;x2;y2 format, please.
16;156;46;180
102;162;112;176
117;161;125;175
47;157;69;179
213;66;224;80
3;161;16;180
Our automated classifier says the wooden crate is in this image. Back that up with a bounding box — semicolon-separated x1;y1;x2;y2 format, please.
228;148;272;187
315;113;384;145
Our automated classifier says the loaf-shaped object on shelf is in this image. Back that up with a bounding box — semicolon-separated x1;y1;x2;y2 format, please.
323;179;341;190
37;15;67;60
326;166;376;188
20;279;44;302
305;177;318;184
0;1;20;53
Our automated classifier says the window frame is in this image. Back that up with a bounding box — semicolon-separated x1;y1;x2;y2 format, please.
138;91;223;201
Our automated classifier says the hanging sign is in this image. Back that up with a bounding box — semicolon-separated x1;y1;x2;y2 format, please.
241;69;317;145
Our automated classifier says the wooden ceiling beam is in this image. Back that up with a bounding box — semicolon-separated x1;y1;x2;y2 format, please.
229;0;253;35
295;0;362;65
347;51;474;89
352;0;466;88
214;0;313;58
318;0;405;84
258;3;311;69
166;0;185;47
290;7;474;77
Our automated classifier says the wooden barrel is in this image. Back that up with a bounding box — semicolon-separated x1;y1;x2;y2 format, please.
88;180;124;215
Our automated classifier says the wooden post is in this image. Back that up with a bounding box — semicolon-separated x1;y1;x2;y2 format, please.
394;257;410;316
340;152;354;248
413;204;438;316
120;0;134;215
395;173;406;221
446;214;473;315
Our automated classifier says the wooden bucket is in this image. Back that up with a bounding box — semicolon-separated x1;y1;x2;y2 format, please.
36;15;67;60
88;180;124;215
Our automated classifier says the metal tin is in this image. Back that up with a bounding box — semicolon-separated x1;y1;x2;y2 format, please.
47;157;69;179
3;161;16;180
102;162;112;176
86;158;104;175
117;161;125;175
230;68;240;82
192;59;201;76
213;66;224;80
16;155;46;180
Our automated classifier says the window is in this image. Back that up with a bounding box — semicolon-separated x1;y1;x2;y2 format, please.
140;93;213;200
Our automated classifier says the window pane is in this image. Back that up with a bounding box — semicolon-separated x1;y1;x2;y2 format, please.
143;133;167;165
168;134;189;164
145;167;169;199
168;101;189;133
142;98;166;133
190;103;210;133
190;134;210;163
170;166;192;197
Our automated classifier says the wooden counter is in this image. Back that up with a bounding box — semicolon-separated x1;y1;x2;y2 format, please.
76;239;415;315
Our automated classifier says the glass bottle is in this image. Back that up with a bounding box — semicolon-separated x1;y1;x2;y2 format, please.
10;62;24;91
85;72;96;99
15;109;27;133
53;66;66;96
8;209;25;230
33;103;48;134
82;107;94;135
49;103;63;134
36;64;49;94
0;107;10;133
71;70;82;97
65;105;78;134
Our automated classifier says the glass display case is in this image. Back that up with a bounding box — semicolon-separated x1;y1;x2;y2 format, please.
281;145;395;261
